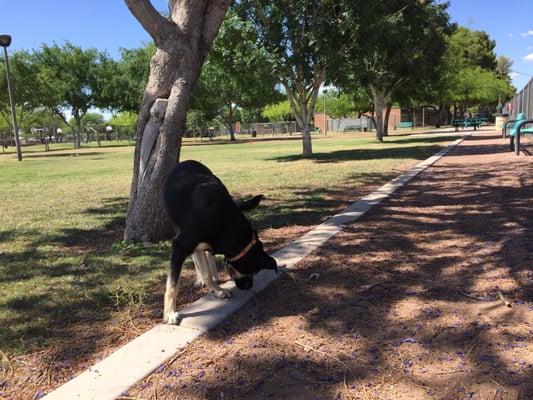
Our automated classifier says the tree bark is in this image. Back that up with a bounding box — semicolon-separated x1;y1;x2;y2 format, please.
282;70;323;157
371;86;387;142
227;102;235;141
124;0;232;242
74;111;82;149
383;102;392;137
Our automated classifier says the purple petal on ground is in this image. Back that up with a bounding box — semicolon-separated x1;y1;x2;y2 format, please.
34;391;46;400
456;350;465;358
162;384;173;390
155;365;165;373
400;337;417;344
167;368;180;377
402;358;412;373
479;354;494;362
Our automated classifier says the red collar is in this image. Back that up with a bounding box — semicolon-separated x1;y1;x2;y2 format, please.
227;235;257;263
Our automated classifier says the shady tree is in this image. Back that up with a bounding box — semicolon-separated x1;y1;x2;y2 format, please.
124;0;232;242
332;0;453;142
239;0;353;156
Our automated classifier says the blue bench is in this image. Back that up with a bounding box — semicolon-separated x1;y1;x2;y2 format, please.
397;121;413;128
452;118;482;131
505;112;533;154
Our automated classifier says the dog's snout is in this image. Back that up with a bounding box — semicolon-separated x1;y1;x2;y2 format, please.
235;276;253;290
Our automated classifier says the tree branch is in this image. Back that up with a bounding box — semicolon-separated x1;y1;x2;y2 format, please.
53;107;71;127
125;0;175;42
200;0;233;52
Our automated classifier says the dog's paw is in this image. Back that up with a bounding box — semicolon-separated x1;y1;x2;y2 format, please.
213;289;232;299
165;311;180;325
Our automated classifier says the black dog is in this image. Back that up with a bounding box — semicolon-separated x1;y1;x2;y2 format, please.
162;160;277;324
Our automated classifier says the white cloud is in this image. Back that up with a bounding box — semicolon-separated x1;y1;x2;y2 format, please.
523;53;533;61
510;72;518;79
528;46;533;50
508;33;513;38
521;30;533;37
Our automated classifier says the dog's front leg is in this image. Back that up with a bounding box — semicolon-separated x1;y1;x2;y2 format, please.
163;238;187;324
193;250;232;299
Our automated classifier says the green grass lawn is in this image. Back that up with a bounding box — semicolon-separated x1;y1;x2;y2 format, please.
0;132;459;355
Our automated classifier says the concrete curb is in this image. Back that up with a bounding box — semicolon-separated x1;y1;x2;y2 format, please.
42;133;470;400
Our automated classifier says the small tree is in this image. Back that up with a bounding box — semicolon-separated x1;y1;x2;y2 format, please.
262;100;294;122
315;89;372;119
333;1;453;141
192;11;283;141
0;50;39;129
34;43;112;148
240;0;352;155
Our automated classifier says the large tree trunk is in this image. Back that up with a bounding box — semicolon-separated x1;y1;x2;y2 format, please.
371;86;387;142
227;102;235;141
435;104;441;128
74;111;82;149
124;0;232;242
383;102;392;137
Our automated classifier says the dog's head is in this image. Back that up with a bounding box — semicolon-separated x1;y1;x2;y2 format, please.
227;238;277;290
227;195;278;290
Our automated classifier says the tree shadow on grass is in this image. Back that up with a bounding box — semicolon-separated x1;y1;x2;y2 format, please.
268;141;453;164
0;196;161;355
21;152;107;159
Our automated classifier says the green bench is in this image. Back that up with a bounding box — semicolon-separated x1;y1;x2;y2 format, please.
504;112;533;154
343;124;368;132
452;118;482;131
397;121;413;128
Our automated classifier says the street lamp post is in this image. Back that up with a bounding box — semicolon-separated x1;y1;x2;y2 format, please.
323;89;328;135
0;34;22;161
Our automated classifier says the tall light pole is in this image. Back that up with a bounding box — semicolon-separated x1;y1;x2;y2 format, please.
323;89;328;135
0;34;22;161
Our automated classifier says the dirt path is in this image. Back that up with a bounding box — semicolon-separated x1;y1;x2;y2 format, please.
124;131;533;400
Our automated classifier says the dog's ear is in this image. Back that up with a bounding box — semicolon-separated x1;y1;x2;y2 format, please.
236;194;264;211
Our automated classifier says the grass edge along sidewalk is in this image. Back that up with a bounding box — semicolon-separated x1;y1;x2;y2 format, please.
42;134;471;400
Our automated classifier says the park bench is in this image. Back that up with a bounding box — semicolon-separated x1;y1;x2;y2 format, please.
343;124;365;131
452;118;482;131
397;121;413;128
504;112;533;154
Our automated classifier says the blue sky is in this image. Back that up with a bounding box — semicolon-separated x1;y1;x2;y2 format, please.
1;0;532;89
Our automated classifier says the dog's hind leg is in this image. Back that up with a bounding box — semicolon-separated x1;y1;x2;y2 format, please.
163;238;190;325
193;250;232;299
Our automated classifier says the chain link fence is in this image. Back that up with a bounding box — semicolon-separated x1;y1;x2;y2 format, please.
509;77;533;119
1;124;137;149
326;117;374;132
508;77;533;148
239;121;298;136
